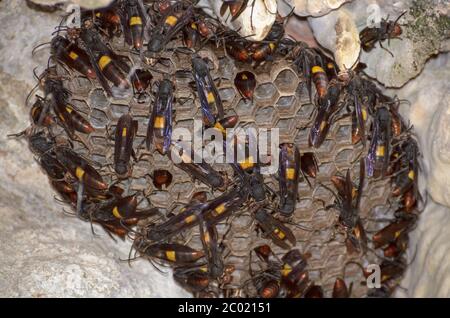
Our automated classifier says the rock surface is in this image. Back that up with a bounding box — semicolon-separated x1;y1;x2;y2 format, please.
389;53;450;297
278;0;352;17
307;0;450;87
28;0;114;10
0;0;189;298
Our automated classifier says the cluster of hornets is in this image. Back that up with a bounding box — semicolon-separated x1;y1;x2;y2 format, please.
15;0;422;298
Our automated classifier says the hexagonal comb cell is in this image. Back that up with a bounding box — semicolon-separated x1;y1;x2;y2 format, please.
90;109;109;128
274;69;298;93
254;82;278;102
110;103;129;118
219;87;236;102
89;89;110;110
255;106;275;125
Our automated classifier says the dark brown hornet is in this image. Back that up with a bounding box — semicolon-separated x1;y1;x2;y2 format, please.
146;79;174;155
183;21;201;49
391;137;420;199
284;40;327;103
81;194;155;224
246;245;282;298
146;200;208;242
152;169;173;189
168;143;228;191
144;4;194;64
54;146;108;213
332;278;350;298
131;68;153;102
121;0;148;50
79;27;131;97
86;8;122;38
203;186;248;225
234;71;256;100
139;242;205;264
114;113;138;178
192;55;224;127
212;115;239;136
280;249;312;298
278;143;301;216
173;265;210;293
326;159;367;253
309;79;343;148
226;40;252;63
43;76;94;136
347;76;370;146
247;246;312;298
234;163;269;204
50;35;96;79
199;221;224;279
359;12;406;57
254;209;296;250
300;152;319;184
220;0;248;21
366;107;392;178
372;218;415;250
30;97;55;128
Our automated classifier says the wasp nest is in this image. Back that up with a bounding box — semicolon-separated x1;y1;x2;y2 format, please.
20;0;422;298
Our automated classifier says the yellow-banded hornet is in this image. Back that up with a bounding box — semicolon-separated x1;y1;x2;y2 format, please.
145;4;194;64
173;265;210;293
249;42;277;66
50;35;96;79
86;8;122;38
199;221;224;279
247;246;311;298
280;249;311;298
121;0;148;50
309;80;343;148
183;21;201;49
54;146;108;214
311;65;328;100
203;187;248;225
383;231;409;258
231;159;269;204
278;143;301;216
43;77;94;136
169;143;228;190
254;209;296;250
114;113;138;178
146;79;174;155
146;200;208;242
286;41;327;103
212;115;239;136
372;218;414;250
324;159;367;253
191;55;224;126
140;242;205;264
366;107;392;178
359;12;406;57
226;40;252;63
79;27;131;97
391;137;419;198
30;97;55;128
